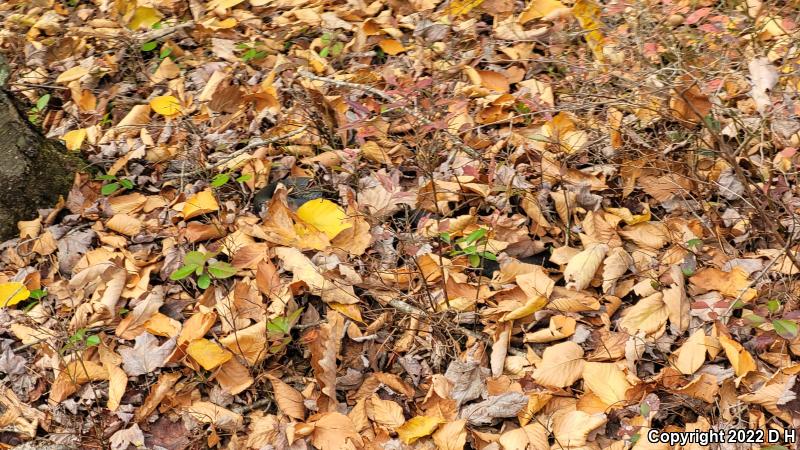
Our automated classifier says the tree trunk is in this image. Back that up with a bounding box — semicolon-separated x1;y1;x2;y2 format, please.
0;80;80;240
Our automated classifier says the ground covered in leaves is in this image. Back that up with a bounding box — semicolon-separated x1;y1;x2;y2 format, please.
1;0;800;448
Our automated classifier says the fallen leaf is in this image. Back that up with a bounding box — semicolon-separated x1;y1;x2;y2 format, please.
295;198;352;240
119;333;176;376
150;95;183;117
718;334;756;377
433;419;467;450
186;338;233;370
267;374;306;420
397;415;445;444
459;392;528;425
672;329;708;375
0;282;30;308
582;362;631;407
564;243;608;291
182;189;220;220
532;341;585;388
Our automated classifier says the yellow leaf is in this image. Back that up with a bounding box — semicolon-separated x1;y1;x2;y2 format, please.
397;415;444;444
519;0;569;24
56;66;89;84
207;0;245;9
182;189;219;219
63;129;87;151
379;39;407;56
571;0;606;61
0;282;30;308
128;7;162;30
149;95;183;117
186;338;233;370
501;295;547;321
719;334;757;377
296;199;352;240
447;0;484;16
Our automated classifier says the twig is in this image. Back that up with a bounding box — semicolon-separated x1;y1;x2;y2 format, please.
387;298;490;343
233;397;272;415
162;126;308;180
133;21;196;44
297;69;484;162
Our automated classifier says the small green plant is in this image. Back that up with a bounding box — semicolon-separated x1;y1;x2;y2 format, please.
211;172;253;188
170;251;237;290
236;42;267;63
440;228;497;268
266;308;303;354
28;94;50;124
60;328;101;355
743;298;799;340
319;32;343;58
96;173;134;196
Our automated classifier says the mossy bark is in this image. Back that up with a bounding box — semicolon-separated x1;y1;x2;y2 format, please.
0;90;80;240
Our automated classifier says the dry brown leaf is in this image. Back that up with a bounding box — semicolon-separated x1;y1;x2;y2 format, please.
582;362;632;407
366;394;406;430
309;412;364;450
498;422;548;450
219;320;267;366
532;341;585;388
618;292;668;336
184;401;243;432
308;310;345;412
552;410;607;447
672;329;708;375
433;419;467;450
267;374;306;420
689;267;756;301
135;371;181;422
564;243;608;291
524;315;576;343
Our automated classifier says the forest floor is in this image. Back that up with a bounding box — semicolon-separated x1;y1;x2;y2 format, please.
1;0;800;449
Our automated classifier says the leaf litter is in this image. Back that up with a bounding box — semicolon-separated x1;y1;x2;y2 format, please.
1;0;800;448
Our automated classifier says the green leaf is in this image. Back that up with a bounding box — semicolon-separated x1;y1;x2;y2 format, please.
236;173;252;183
184;251;207;267
287;307;303;325
101;182;121;196
211;173;230;187
141;41;158;52
464;228;487;244
159;47;172;59
170;264;200;281
119;179;134;190
267;316;290;334
208;261;237;279
96;174;116;181
462;245;477;254
85;335;101;347
439;232;451;244
468;254;480;267
197;273;211;289
29;289;47;299
681;267;695;277
36;94;51;111
773;319;798;339
70;328;86;344
639;403;650;417
743;313;766;325
768;299;781;314
480;251;497;261
319;46;330;58
330;42;344;56
151;21;162;29
686;238;702;250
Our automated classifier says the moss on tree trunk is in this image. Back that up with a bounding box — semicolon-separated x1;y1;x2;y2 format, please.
0;89;80;240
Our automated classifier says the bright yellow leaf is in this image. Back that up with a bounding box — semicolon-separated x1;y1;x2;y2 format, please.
397;416;445;445
187;338;233;370
447;0;484;16
150;95;183;117
128;7;162;30
501;295;547;321
182;189;220;219
379;39;406;55
519;0;569;24
56;66;89;84
571;0;606;61
296;199;352;240
63;129;87;151
0;282;30;308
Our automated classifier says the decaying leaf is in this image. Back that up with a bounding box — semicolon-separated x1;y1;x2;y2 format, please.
532;341;585;388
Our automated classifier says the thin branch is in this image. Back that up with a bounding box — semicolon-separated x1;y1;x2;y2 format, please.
297;69;484;162
162;126;308;180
